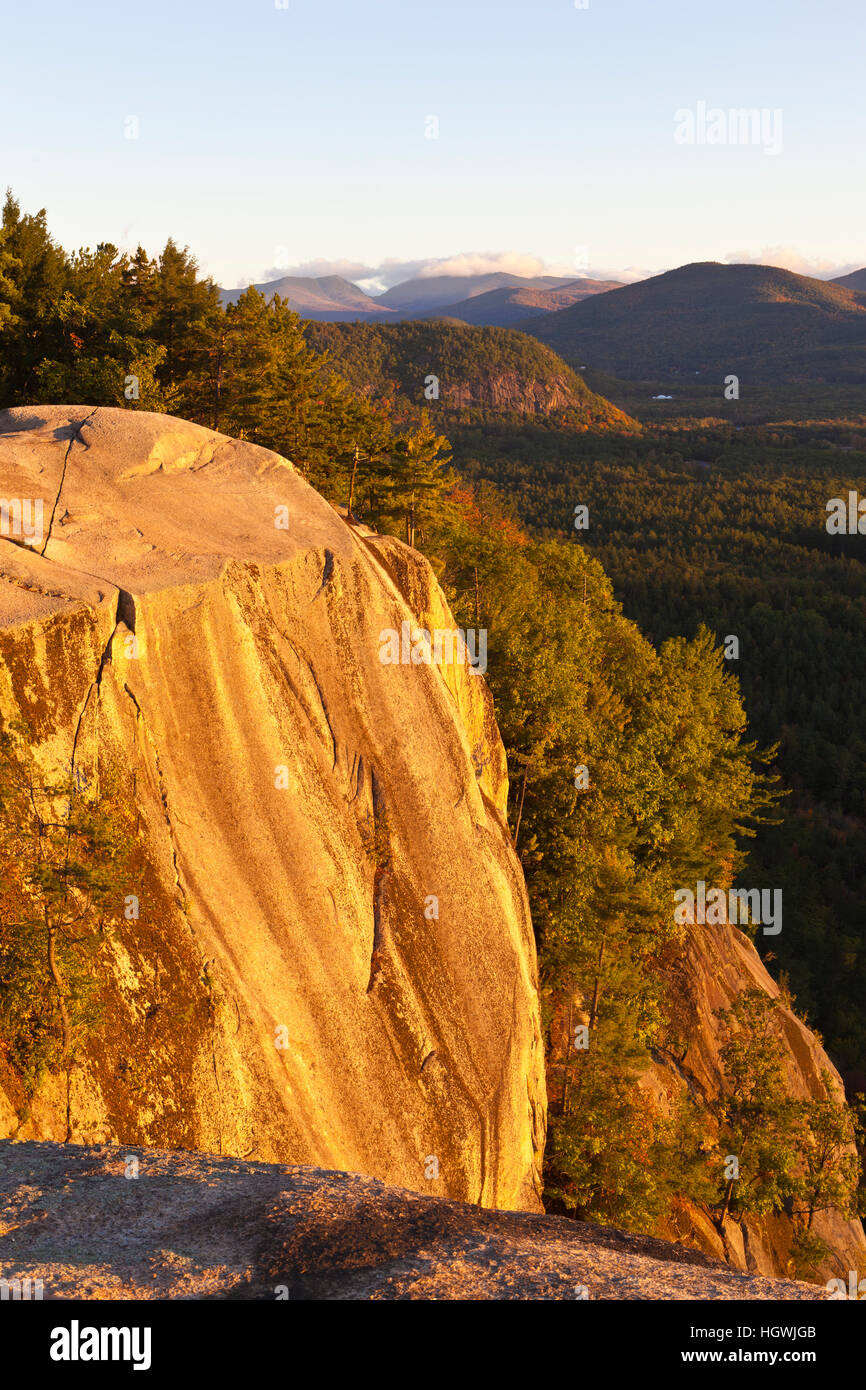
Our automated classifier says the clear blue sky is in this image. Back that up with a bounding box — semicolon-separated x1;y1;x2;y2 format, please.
2;0;864;288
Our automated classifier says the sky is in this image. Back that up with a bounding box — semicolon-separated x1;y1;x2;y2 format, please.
2;0;864;291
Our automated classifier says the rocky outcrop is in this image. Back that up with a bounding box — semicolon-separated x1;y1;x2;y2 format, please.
0;1141;829;1300
439;368;588;413
643;921;866;1280
0;406;545;1212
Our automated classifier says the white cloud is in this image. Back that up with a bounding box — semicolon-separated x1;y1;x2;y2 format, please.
594;263;652;284
258;256;382;284
384;250;646;285
722;246;863;280
249;250;645;296
415;251;561;279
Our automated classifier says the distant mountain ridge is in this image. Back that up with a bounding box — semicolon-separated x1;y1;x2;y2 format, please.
833;266;866;292
527;261;866;384
220;274;388;319
219;260;866;379
425;279;622;327
374;271;577;313
219;270;620;325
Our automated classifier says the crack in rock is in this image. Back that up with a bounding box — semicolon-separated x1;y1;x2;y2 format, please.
40;407;98;557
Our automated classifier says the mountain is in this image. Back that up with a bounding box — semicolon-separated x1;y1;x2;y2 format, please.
220;273;390;319
832;266;866;292
527;262;866;383
305;320;639;429
375;272;577;315
0;1140;828;1300
219;270;622;326
0;405;545;1211
419;279;623;328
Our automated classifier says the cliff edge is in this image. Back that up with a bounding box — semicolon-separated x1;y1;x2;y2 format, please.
0;405;545;1211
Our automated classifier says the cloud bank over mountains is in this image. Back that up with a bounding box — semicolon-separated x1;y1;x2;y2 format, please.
238;246;862;296
253;251;648;295
721;246;863;281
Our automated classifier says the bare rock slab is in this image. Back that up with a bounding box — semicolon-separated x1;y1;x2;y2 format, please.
0;1142;828;1301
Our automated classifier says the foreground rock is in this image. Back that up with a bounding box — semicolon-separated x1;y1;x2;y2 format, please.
0;406;544;1210
0;1142;828;1300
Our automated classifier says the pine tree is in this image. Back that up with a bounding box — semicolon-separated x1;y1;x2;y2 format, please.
153;238;222;388
0;190;70;401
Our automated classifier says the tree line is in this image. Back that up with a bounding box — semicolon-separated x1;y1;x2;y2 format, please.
0;191;452;544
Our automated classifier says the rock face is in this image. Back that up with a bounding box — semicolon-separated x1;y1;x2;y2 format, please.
643;920;866;1279
0;405;546;1212
436;368;593;414
0;1141;829;1300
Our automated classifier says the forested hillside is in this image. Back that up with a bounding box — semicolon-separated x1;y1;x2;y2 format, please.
395;278;623;327
455;415;866;1096
305;320;637;429
528;262;866;384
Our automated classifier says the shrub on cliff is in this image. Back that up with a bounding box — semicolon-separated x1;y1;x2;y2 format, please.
0;724;134;1106
707;991;863;1274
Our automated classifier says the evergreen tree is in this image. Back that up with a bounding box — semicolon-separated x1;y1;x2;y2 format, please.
152;237;222;389
0;190;70;400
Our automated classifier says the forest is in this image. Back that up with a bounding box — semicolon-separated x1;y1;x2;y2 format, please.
453;415;866;1097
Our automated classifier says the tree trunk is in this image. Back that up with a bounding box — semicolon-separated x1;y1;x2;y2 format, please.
47;921;71;1057
561;994;574;1117
512;760;532;850
715;1178;736;1261
588;926;608;1030
406;491;416;548
347;445;359;518
213;341;224;433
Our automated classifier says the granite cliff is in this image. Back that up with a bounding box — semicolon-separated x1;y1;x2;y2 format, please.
0;405;545;1211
